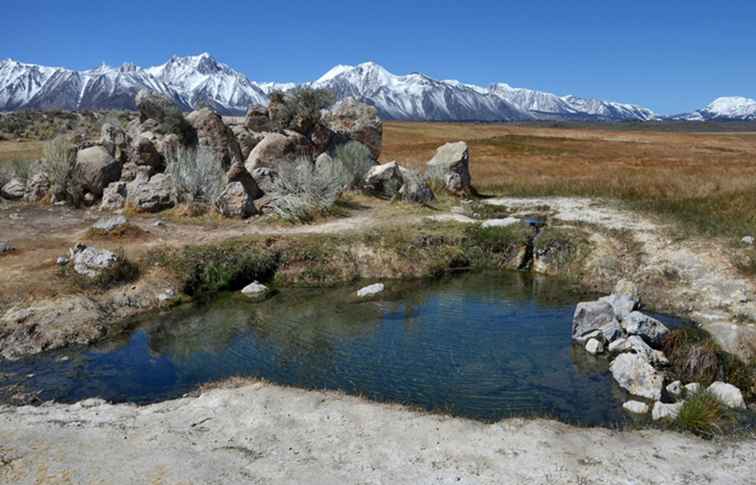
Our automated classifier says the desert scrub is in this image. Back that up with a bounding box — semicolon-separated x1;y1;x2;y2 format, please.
332;141;375;189
167;145;227;206
146;241;277;297
63;249;140;291
41;135;80;204
674;391;731;438
269;87;336;135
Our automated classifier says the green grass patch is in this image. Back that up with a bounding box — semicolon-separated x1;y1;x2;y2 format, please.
674;391;731;439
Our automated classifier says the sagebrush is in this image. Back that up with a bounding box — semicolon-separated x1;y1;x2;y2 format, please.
166;145;227;205
332;141;375;189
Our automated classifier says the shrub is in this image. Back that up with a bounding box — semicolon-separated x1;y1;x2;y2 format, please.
9;160;33;182
41;135;79;204
167;145;227;206
161;105;197;146
269;87;336;134
332;141;375;189
674;391;729;438
268;156;349;223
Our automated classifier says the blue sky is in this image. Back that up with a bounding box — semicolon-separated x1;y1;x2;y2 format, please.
2;0;754;114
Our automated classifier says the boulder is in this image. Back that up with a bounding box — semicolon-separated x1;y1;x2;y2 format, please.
622;335;669;366
600;294;637;321
599;319;624;343
214;181;257;219
245;132;308;172
241;281;270;301
251;168;277;194
99;123;129;163
136;89;176;123
364;162;403;198
622;400;649;414
571;300;616;343
71;244;118;278
91;215;127;232
652;401;684;421
585;338;604;355
244;104;272;132
100;181;128;211
322;98;383;159
226;159;263;200
24;172;50;202
130;136;164;173
128;173;175;213
398;167;435;203
74;145;122;197
609;353;664;400
231;126;266;160
608;337;628;353
1;177;26;200
427;141;472;195
621;311;669;346
186;108;242;169
120;162;139;182
666;380;683;399
706;381;746;409
684;382;701;395
357;283;385;298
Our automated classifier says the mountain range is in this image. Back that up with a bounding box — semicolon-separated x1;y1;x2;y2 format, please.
0;53;753;122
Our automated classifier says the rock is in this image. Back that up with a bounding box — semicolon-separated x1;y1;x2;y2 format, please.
244;104;272;132
608;337;627;353
741;235;754;246
706;381;746;409
120;162;139;182
1;177;26;200
427;141;471;195
322;97;383;159
309;122;335;155
398;167;434;203
666;381;683;399
572;300;616;343
621;311;670;346
214;181;257;219
481;217;519;229
613;279;640;302
100;123;129;163
241;281;270;301
251;167;277;194
357;283;385;298
652;401;684;421
56;256;69;266
622;400;649;414
600;294;637;321
231;126;266;160
74;145;122;197
71;244;118;278
136;89;176;123
158;288;177;303
364;162;403;198
613;335;668;366
0;241;15;254
128;173;175;213
186;108;242;169
684;382;701;395
131;136;164;173
609;353;664;400
100;181;128;211
83;192;96;206
24;172;50;202
585;338;604;355
245;132;308;172
92;215;127;232
226;159;263;200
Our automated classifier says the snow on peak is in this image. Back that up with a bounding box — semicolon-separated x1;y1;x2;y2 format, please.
315;64;355;84
706;96;756;117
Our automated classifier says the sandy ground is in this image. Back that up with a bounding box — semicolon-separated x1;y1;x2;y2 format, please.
0;381;754;485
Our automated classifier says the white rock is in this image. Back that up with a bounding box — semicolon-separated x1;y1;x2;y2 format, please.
666;381;682;399
572;300;616;343
92;215;128;232
621;311;669;346
56;256;69;266
357;283;385;298
72;245;118;278
684;382;701;395
608;337;627;353
158;288;176;303
241;281;270;301
622;400;649;414
609;353;664;400
625;336;669;366
585;338;604;355
480;217;519;229
706;382;746;409
652;401;684;421
742;235;754;246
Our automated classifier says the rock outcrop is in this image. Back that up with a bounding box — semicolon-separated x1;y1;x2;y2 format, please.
186;108;243;169
322;98;383;159
427;141;472;195
245;131;308;172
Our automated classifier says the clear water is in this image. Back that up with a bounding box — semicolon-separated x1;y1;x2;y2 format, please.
0;272;685;426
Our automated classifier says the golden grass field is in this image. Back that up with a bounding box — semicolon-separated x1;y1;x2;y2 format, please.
381;121;756;239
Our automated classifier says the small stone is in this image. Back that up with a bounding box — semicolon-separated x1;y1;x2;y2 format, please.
153;220;165;227
622;400;649;415
158;288;176;303
357;283;385;298
666;380;682;399
241;281;270;301
652;401;684;421
0;241;15;254
480;217;519;229
706;381;746;409
56;256;70;266
742;235;754;246
684;382;701;395
585;338;604;355
92;215;128;232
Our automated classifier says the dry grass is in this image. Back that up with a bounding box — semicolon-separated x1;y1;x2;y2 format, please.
0;140;44;165
382;122;756;239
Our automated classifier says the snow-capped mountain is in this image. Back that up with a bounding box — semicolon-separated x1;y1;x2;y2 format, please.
669;97;756;121
0;54;659;121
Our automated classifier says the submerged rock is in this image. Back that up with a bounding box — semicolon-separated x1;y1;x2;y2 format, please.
609;353;664;400
357;283;385;298
572;300;616;343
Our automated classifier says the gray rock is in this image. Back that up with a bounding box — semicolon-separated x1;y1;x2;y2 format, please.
608;337;628;353
398;166;434;203
244;104;272;132
215;181;257;219
74;145;122;197
245;132;308;172
92;215;127;232
130;136;164;173
572;300;616;343
364;162;403;198
25;172;50;202
621;311;670;346
251;167;277;194
666;380;682;399
1;177;26;200
357;283;385;298
621;335;669;366
241;281;270;301
684;382;701;395
585;338;604;355
652;401;684;421
613;279;640;302
622;400;649;414
100;123;129;163
128;173;175;213
0;241;15;254
609;353;664;400
599;319;624;343
427;141;471;195
135;89;177;123
706;381;746;409
600;294;637;321
56;256;69;266
322;98;383;159
231;126;266;160
72;244;118;278
186;108;242;169
100;181;128;211
226;159;263;200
